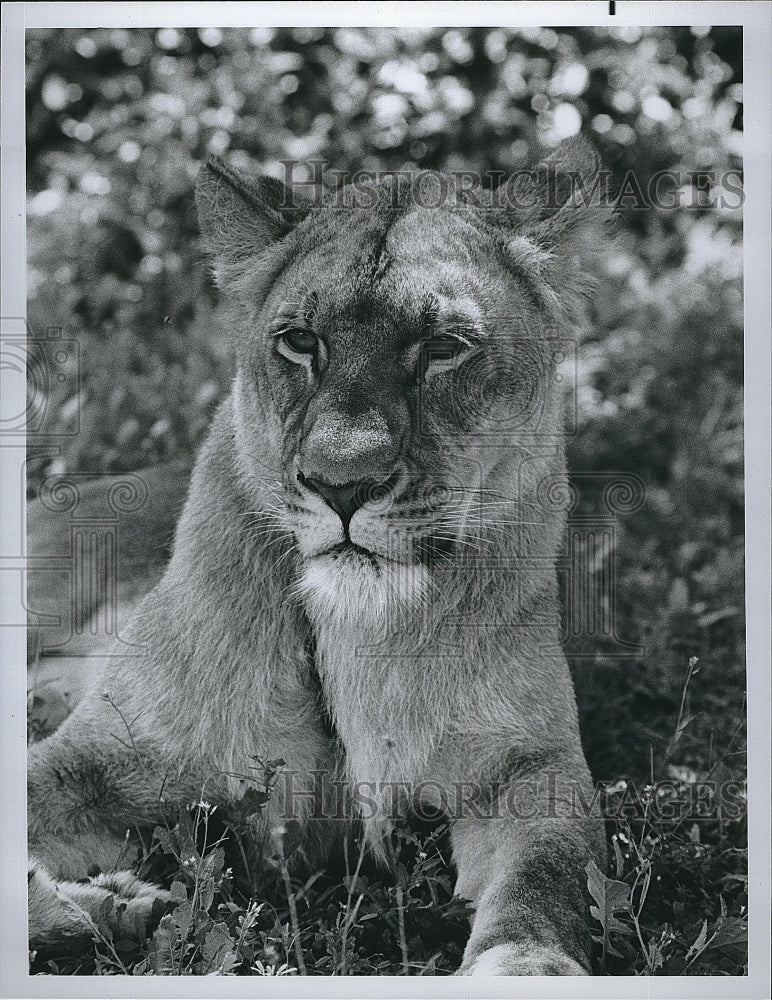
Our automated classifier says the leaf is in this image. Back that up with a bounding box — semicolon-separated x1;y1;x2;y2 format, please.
149;914;178;974
707;916;748;951
170;899;193;939
93;893;115;938
197;847;225;911
202;923;238;973
718;872;748;887
176;811;199;858
612;835;625;879
586;860;634;960
697;606;738;628
668;577;690;611
672;713;696;746
646;937;666;972
685;919;709;961
238;786;271;816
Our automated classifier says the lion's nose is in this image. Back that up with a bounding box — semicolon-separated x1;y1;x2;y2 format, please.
298;471;400;529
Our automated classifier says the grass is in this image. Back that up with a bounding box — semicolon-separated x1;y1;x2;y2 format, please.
29;651;747;977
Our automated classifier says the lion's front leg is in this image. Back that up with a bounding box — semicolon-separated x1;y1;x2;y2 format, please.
450;764;606;976
27;716;194;953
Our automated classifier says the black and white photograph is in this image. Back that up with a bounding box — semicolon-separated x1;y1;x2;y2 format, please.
1;2;769;996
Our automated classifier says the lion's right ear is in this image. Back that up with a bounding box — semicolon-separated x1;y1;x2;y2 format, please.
499;137;614;325
195;157;307;294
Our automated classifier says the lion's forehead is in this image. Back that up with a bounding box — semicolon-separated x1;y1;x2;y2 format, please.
284;207;501;331
385;209;488;265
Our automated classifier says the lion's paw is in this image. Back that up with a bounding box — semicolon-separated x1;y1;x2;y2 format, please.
458;943;588;976
29;859;170;950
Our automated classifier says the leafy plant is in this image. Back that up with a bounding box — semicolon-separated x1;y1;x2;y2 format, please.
585;658;747;976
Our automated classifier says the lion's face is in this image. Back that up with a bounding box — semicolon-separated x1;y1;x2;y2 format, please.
196;144;607;621
232;202;556;619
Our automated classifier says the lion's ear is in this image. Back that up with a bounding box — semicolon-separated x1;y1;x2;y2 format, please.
503;136;614;322
195;157;307;292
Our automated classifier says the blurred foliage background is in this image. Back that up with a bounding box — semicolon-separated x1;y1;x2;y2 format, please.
26;25;744;783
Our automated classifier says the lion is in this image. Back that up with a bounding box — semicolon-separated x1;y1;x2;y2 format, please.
27;136;610;975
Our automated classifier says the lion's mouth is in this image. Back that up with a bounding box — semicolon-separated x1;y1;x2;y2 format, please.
316;532;456;568
323;541;383;567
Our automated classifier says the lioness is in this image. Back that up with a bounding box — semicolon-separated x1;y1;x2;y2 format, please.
28;137;609;975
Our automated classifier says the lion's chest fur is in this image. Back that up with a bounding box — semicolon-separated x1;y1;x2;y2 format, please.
311;612;447;793
304;563;563;800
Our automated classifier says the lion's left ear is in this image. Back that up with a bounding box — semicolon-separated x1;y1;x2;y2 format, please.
195;156;309;297
500;136;614;323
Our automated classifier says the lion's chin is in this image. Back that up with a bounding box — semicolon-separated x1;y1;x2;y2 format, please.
298;546;429;631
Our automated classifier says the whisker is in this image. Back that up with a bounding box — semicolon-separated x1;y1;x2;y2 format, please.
265;543;299;578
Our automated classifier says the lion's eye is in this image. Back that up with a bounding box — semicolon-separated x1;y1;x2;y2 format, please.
279;329;318;355
419;336;474;378
426;337;467;360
